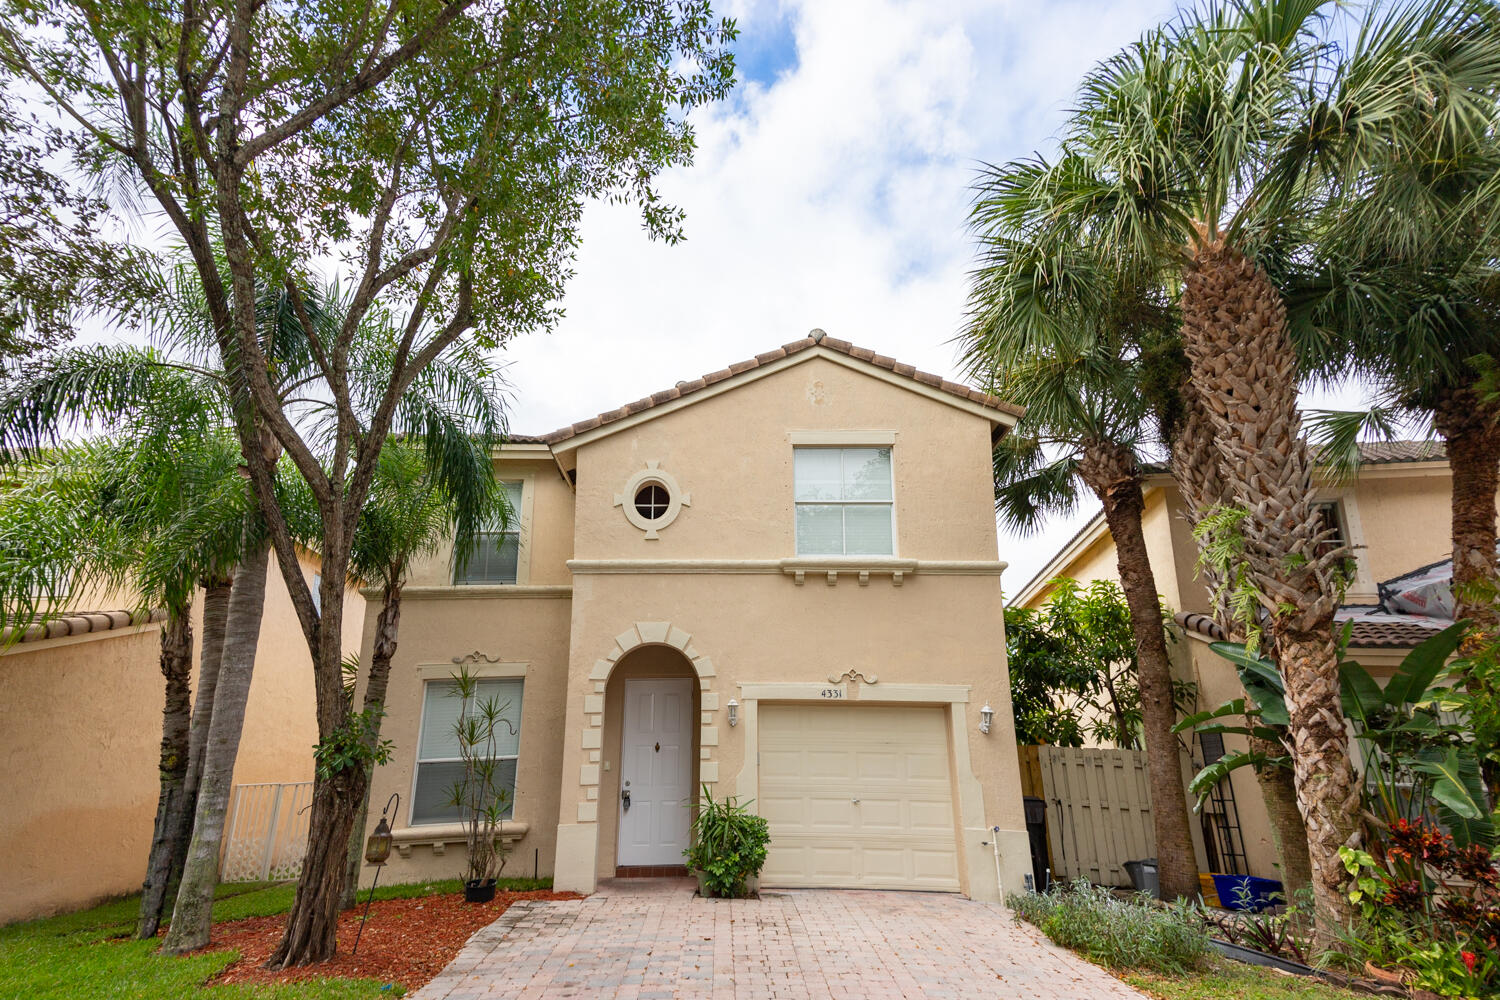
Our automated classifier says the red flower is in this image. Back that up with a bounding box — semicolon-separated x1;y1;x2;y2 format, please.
1462;950;1477;975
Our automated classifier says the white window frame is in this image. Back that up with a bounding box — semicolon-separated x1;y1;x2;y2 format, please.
453;479;525;585
792;445;897;556
410;674;524;826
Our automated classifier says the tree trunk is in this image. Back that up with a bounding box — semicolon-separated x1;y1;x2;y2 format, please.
341;584;401;909
161;545;270;955
1433;385;1500;654
1079;440;1201;901
162;580;232;898
134;603;194;940
269;561;364;967
1251;734;1314;898
1180;237;1359;943
271;765;368;965
1169;383;1314;901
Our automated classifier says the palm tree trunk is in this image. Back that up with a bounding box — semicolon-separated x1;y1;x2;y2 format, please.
134;603;194;940
1180;238;1358;941
1433;385;1500;652
1170;385;1313;898
341;583;401;909
161;544;269;955
1253;739;1314;897
1079;440;1200;901
162;579;232;897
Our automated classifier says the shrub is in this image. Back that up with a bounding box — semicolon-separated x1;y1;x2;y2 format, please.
1338;819;1499;997
1008;879;1210;974
683;786;769;898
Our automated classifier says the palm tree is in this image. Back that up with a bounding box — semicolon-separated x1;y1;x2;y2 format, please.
982;0;1497;932
0;263;334;948
1279;4;1500;651
959;228;1202;900
0;368;256;940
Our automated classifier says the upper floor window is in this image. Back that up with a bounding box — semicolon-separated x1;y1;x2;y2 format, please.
794;447;894;555
455;481;523;584
1312;500;1347;560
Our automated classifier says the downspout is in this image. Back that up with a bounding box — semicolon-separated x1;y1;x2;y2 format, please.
989;826;1004;899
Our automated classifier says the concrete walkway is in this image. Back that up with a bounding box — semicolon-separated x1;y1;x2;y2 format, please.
410;878;1146;999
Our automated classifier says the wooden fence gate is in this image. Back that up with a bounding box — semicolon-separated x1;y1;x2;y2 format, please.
1024;746;1156;887
220;782;313;883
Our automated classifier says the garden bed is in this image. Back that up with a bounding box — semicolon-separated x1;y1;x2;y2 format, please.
206;888;580;991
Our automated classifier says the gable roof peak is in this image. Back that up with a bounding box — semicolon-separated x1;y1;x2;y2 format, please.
537;331;1022;448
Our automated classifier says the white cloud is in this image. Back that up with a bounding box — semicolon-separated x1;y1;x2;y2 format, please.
498;0;1188;591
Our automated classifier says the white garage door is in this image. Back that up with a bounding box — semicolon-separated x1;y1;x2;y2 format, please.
757;703;960;891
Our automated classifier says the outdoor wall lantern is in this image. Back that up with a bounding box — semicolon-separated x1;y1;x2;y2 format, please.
727;698;739;728
979;704;994;735
354;792;400;956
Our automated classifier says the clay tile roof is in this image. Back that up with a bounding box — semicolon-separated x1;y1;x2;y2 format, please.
1172;609;1446;650
1142;440;1445;476
1349;440;1446;464
3;607;167;647
537;330;1023;446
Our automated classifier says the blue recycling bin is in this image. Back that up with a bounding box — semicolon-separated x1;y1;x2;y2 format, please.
1211;873;1284;911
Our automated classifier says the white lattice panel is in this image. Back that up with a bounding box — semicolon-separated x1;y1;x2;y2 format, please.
220;782;314;882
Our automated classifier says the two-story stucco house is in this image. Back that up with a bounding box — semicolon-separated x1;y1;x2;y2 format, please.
356;330;1035;900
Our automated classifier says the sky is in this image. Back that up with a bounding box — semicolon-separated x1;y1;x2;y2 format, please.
487;0;1368;595
78;0;1376;597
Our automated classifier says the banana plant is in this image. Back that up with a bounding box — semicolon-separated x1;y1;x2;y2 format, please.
1173;644;1291;808
1178;622;1494;847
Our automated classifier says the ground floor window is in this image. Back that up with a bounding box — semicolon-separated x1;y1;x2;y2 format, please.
411;676;524;825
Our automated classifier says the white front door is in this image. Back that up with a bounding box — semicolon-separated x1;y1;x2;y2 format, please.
617;677;694;867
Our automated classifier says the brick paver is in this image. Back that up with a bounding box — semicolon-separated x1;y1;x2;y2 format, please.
410;878;1146;999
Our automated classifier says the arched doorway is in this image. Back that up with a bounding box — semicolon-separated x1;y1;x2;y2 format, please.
597;644;700;876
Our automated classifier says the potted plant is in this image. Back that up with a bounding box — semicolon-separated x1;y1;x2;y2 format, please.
446;666;516;903
683;786;770;898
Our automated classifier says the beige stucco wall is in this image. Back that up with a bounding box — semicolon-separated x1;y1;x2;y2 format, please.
1;547;356;925
359;352;1032;901
354;590;573;886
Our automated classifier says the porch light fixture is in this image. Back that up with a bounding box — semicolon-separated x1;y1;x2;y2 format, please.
727;698;739;727
979;704;994;735
354;792;400;956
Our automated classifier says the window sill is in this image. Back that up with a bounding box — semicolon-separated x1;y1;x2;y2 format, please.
779;556;918;587
389;820;530;859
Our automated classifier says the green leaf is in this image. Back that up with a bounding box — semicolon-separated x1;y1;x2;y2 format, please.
1410;748;1486;820
1210;641;1290;725
1187;750;1268;809
1173;698;1248;733
1339;661;1385;725
1383;621;1467;707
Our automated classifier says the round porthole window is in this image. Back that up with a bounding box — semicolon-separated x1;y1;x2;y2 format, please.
615;462;690;539
634;483;670;521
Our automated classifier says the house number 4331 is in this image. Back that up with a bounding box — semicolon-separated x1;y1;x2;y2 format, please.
819;687;845;699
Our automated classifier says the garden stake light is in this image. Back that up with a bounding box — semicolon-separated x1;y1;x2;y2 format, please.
352;792;399;956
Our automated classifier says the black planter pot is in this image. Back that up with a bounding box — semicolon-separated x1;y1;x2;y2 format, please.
464;878;497;903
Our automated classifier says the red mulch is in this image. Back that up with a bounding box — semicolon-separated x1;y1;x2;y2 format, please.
205;889;580;990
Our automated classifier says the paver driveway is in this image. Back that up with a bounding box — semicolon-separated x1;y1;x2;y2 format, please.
410;878;1145;999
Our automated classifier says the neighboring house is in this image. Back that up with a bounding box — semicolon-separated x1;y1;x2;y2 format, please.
356;330;1035;900
0;547;363;925
1011;441;1461;882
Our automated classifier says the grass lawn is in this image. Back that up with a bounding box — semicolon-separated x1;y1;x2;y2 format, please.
0;877;552;1000
1124;958;1370;1000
